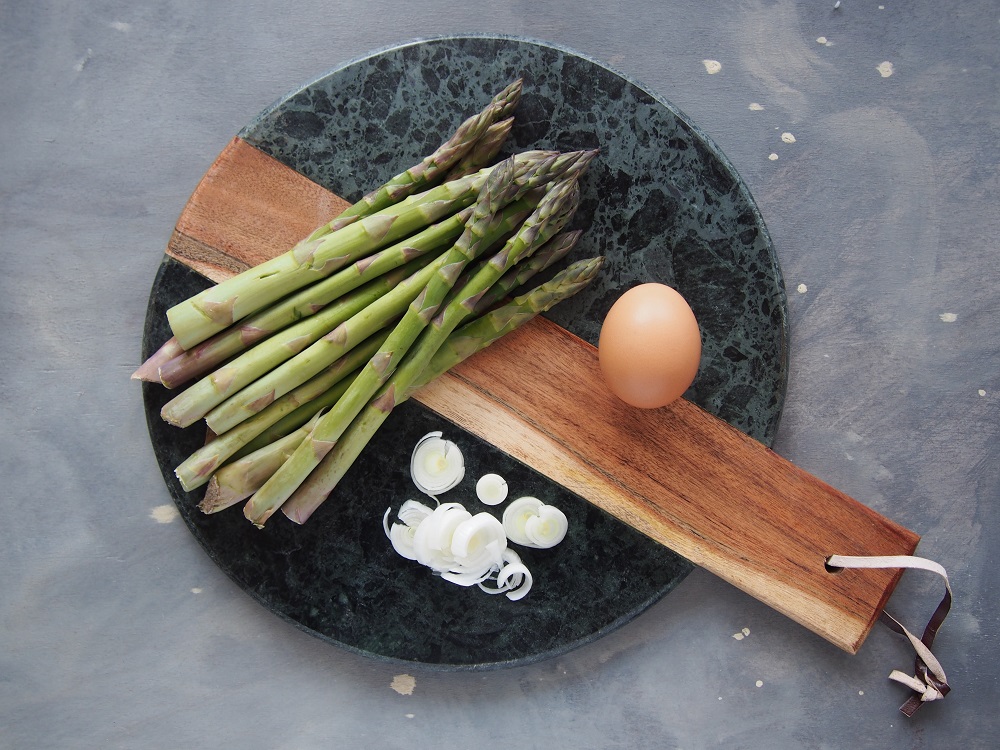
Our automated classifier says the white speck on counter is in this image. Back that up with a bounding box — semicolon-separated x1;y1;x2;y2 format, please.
749;102;765;111
877;61;894;77
191;588;203;594
702;59;722;74
939;312;958;323
732;627;751;640
391;674;416;695
781;132;796;144
405;713;415;719
110;21;131;32
74;48;93;72
151;504;179;523
979;389;987;397
879;5;885;9
816;36;828;45
755;680;764;688
834;1;841;8
797;283;808;294
768;153;779;161
859;690;865;696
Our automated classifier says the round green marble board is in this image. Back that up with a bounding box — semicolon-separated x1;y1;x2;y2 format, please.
142;35;788;669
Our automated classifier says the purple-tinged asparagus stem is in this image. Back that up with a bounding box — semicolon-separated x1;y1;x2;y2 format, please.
154;208;471;389
173;330;387;492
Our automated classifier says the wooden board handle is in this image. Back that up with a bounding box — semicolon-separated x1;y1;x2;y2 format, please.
163;137;919;653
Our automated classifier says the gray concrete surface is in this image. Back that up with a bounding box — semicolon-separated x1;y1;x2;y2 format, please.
2;1;997;748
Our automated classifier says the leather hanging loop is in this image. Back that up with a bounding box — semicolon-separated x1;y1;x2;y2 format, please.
826;554;952;716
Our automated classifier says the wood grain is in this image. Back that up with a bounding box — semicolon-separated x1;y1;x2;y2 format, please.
165;137;919;653
167;137;351;281
415;320;918;653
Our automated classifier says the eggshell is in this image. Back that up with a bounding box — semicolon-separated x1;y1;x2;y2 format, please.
598;283;702;408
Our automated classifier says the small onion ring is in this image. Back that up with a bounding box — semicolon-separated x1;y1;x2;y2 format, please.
501;496;544;546
524;504;569;548
497;562;533;601
397;499;433;527
410;431;465;497
475;473;509;505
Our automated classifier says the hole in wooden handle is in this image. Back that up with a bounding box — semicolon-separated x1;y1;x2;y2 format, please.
824;556;844;574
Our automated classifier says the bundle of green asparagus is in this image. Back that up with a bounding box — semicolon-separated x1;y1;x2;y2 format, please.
135;80;605;527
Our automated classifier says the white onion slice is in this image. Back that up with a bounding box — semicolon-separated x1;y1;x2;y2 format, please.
501;496;544;546
388;523;419;560
450;515;506;576
410;431;465;497
478;549;525;595
497;562;533;600
412;503;470;570
385;480;551;600
397;499;433;527
451;513;506;562
382;507;393;538
475;473;509;505
524;504;569;548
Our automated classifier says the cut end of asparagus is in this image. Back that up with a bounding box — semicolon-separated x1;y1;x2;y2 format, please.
133;336;184;383
131;363;161;383
200;473;258;514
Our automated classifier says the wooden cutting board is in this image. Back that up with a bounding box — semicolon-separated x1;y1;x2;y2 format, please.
165;136;919;654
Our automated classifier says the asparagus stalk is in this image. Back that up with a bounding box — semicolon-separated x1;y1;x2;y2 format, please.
242;155;536;526
281;255;606;523
164;82;528;352
153;206;472;389
132;337;185;382
159;254;438;428
339;79;522;221
202;187;546;435
470;229;582;315
165;169;488;350
443;117;514;180
235;234;580;463
166;148;572;352
276;177;583;522
429;177;581;333
173;330;389;491
428;258;604;370
198;412;324;514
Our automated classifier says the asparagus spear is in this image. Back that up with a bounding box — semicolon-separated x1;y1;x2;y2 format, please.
165;82;529;351
173;330;389;491
202;191;540;435
132;336;185;382
275;177;583;522
338;79;522;221
242;155;535;526
165;168;488;350
198;412;324;514
443;117;514;180
159;254;438;428
281;255;606;523
154;206;472;389
470;229;582;315
229;233;566;455
230;231;574;456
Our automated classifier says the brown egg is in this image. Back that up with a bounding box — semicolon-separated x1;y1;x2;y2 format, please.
598;283;702;408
